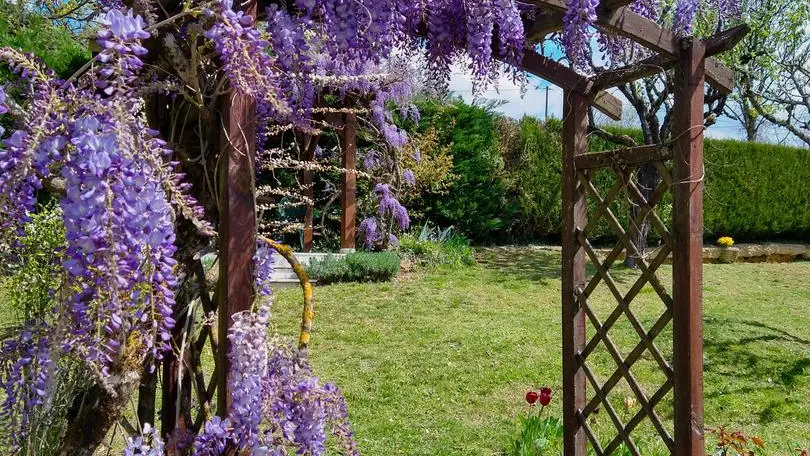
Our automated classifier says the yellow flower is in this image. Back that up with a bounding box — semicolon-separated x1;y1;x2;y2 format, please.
623;396;637;410
717;236;734;247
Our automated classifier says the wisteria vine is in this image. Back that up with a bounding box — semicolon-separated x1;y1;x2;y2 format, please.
0;0;740;453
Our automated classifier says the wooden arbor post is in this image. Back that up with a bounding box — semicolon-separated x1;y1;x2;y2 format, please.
215;0;258;429
671;38;706;455
339;112;358;253
561;89;589;456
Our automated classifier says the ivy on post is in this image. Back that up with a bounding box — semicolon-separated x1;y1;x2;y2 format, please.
561;89;589;456
671;37;706;456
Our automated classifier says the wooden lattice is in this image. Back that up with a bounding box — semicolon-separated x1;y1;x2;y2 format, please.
574;158;676;455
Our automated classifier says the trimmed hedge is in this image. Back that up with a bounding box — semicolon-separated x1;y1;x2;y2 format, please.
702;138;810;240
306;252;401;284
406;100;520;242
408;100;810;243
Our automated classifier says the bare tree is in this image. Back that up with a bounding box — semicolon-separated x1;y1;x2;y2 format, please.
723;0;809;141
746;35;810;147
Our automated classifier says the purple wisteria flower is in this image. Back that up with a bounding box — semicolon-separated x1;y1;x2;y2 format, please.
96;10;150;94
227;307;270;449
402;169;416;186
375;183;410;230
194;416;233;455
254;241;275;297
123;423;165;456
673;0;699;35
359;217;380;249
0;86;8;115
363;149;381;170
0;327;53;449
562;0;599;69
206;0;289;116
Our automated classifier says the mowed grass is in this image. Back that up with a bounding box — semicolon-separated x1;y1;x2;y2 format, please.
271;247;810;455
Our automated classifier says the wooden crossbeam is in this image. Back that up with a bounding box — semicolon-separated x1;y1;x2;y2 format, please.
524;0;737;93
502;49;624;120
574;144;671;170
592;24;749;93
524;9;564;41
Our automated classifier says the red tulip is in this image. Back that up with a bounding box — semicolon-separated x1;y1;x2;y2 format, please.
538;387;552;406
525;391;539;405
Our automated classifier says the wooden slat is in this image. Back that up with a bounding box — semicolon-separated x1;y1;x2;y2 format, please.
561;90;589;456
579;169;673;306
580;177;624;237
579;172;671;307
671;38;706;456
574;144;671;170
599;6;678;57
582;308;673;416
579;234;673;377
577;410;607;456
614;380;676;453
579;291;672;452
578;353;641;456
616;170;674;248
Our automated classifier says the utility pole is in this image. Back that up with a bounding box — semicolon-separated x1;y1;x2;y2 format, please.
545;86;550;121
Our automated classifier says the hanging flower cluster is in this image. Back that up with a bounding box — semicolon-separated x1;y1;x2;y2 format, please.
0;9;206;447
188;310;358;456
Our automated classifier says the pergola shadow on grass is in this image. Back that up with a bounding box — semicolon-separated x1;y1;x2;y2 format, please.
171;1;750;455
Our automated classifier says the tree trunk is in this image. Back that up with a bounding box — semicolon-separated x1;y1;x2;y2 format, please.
56;369;141;456
137;365;157;427
624;162;660;268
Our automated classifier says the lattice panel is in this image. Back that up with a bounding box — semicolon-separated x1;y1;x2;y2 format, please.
574;160;677;455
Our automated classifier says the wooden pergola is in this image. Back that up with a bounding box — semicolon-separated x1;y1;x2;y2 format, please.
210;1;748;455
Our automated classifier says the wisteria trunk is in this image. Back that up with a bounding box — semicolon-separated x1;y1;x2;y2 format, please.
55;369;141;456
624;162;660;267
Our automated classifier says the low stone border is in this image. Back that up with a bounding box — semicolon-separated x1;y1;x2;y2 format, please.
593;243;810;264
702;243;810;263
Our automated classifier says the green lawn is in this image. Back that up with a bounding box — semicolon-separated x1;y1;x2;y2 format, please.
271;247;810;455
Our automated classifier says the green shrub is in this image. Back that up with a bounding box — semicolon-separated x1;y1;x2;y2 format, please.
1;203;65;321
406;99;520;242
306;252;400;284
0;6;90;79
398;224;475;268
